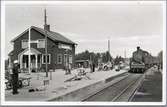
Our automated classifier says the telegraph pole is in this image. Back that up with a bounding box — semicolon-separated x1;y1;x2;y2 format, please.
108;39;110;54
124;49;126;63
44;9;48;77
28;27;31;74
124;49;126;59
108;38;110;61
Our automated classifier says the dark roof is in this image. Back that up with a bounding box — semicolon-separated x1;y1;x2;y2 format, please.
11;26;77;45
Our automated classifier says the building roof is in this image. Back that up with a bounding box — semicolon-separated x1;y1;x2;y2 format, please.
19;48;42;55
11;26;77;45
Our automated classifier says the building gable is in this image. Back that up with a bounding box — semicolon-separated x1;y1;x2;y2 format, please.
11;26;77;45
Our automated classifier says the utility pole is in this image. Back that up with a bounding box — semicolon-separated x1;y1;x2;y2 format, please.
108;38;110;62
44;9;48;77
28;27;31;74
124;49;126;59
108;39;110;54
124;49;126;63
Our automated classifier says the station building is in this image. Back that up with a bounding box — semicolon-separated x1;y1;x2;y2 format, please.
9;24;77;72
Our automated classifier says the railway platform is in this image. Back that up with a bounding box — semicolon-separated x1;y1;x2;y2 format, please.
5;67;128;101
132;68;162;102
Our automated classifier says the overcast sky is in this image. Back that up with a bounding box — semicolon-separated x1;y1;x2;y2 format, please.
4;1;164;59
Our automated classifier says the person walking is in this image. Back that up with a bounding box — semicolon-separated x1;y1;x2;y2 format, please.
12;60;19;95
68;63;72;74
89;60;93;73
92;62;95;72
64;59;68;75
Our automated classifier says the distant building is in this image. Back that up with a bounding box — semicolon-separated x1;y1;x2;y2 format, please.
75;60;89;68
8;11;77;72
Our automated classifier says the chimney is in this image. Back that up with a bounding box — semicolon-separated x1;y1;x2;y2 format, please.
44;9;50;31
137;46;140;50
44;25;50;31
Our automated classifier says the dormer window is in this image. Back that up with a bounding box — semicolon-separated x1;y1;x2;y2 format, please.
22;39;28;49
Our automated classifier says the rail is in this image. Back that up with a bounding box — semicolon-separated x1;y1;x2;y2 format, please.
111;75;143;101
82;73;130;101
82;73;144;101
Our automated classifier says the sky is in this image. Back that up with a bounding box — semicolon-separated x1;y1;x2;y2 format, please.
4;1;164;59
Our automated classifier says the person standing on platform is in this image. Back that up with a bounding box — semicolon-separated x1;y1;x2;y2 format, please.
92;62;95;72
68;63;72;74
89;60;93;73
65;61;68;75
12;60;20;95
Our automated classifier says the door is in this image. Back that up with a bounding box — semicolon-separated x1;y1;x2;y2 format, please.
31;55;36;69
23;55;28;68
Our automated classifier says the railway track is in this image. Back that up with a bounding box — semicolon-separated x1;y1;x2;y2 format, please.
82;73;144;102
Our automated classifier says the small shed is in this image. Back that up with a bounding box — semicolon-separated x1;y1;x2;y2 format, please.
75;60;89;68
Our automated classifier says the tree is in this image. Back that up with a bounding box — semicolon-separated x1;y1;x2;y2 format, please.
158;51;162;60
157;51;163;68
75;50;114;67
114;56;124;65
101;51;112;63
106;51;112;62
75;50;91;60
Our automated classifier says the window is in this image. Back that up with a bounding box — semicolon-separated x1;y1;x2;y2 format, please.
37;39;45;48
57;54;62;64
69;55;72;64
42;54;51;64
22;40;28;49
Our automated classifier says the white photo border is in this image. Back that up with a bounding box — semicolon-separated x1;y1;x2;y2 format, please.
1;1;166;106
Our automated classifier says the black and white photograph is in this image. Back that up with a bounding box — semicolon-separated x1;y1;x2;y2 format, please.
0;1;166;106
